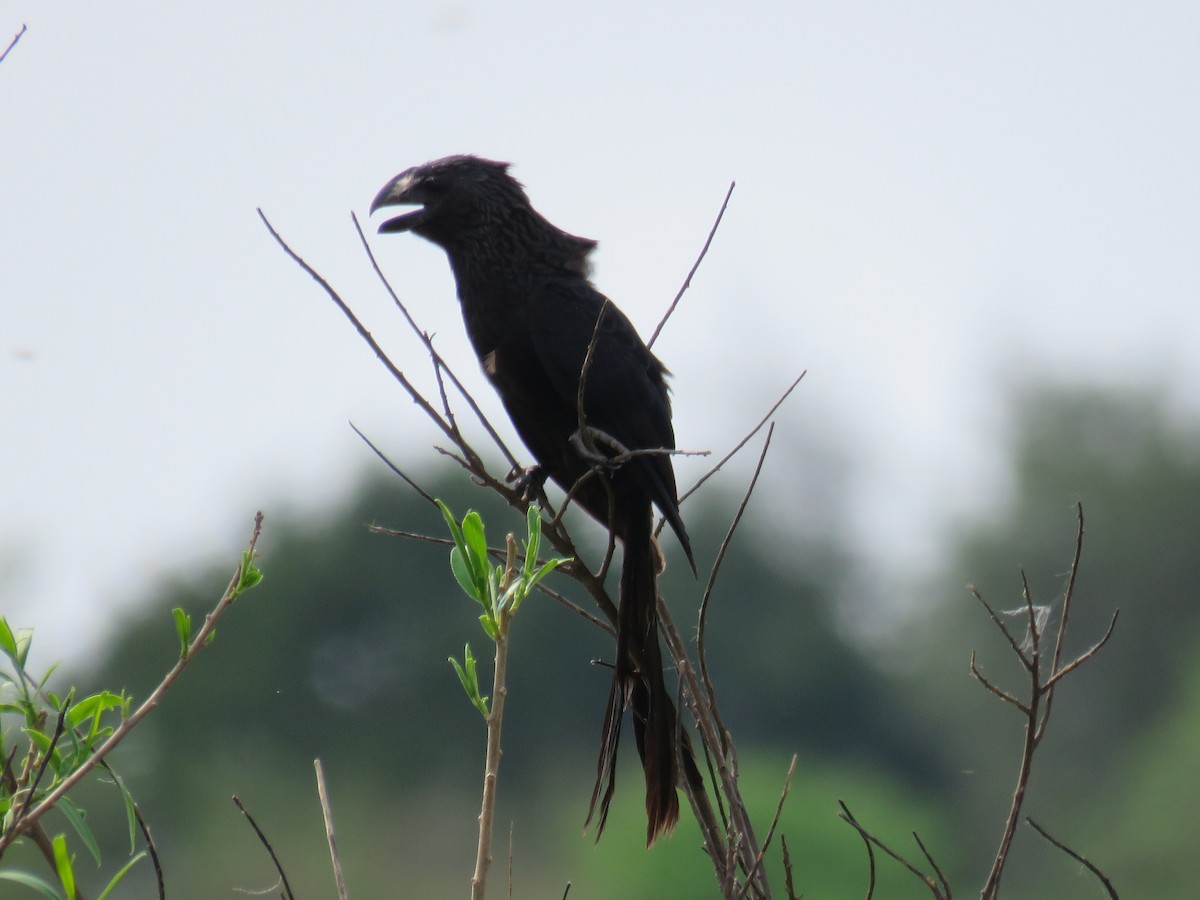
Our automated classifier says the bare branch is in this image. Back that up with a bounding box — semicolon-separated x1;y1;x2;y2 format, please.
131;801;165;900
676;372;805;509
780;834;798;900
350;422;439;506
968;584;1032;671
1048;503;1085;679
734;754;797;900
351;212;520;470
315;759;349;900
648;180;736;348
258;210;475;461
0;23;26;66
838;800;947;899
698;424;775;754
912;831;950;899
1041;609;1119;692
1036;502;1087;743
233;794;295;900
576;301;610;456
1025;817;1119;899
969;651;1031;714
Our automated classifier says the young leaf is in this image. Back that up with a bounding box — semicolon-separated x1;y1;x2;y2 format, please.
523;505;542;579
96;851;148;900
448;644;489;717
462;511;489;570
437;499;466;548
450;546;483;604
0;617;17;659
58;797;102;866
52;833;76;900
0;870;64;899
237;549;264;593
172;608;192;657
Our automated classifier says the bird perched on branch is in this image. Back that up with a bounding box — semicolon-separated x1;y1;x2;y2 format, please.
371;155;699;845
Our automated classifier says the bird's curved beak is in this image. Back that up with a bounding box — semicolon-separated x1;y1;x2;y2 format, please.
370;170;424;233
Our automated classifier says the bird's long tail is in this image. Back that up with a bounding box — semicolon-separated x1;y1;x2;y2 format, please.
586;507;699;846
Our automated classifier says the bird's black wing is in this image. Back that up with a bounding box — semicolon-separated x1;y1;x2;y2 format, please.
522;278;692;561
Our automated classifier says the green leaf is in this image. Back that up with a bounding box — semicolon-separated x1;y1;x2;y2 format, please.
171;608;191;657
97;851;147;900
0;618;18;659
448;644;489;717
450;547;481;603
0;870;64;899
530;558;570;589
57;797;101;866
66;691;126;732
52;833;75;900
479;612;499;640
117;775;138;853
234;547;262;595
436;499;465;549
523;505;542;578
461;511;489;570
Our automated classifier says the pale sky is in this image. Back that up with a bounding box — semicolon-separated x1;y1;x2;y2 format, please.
4;3;1199;660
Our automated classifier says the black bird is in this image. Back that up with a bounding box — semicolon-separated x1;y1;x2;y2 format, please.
371;155;699;844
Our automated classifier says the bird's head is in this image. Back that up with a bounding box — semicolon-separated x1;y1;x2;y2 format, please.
370;154;522;246
371;154;598;273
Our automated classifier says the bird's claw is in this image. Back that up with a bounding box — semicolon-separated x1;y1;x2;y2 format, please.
507;463;549;502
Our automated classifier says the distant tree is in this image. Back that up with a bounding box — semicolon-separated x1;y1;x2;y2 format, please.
908;384;1200;891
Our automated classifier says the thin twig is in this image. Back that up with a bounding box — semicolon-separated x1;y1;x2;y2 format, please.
576;300;610;457
1025;817;1119;899
780;834;798;900
648;180;736;348
233;795;295;900
1036;502;1085;744
0;23;26;66
260;210;472;461
0;513;264;843
839;801;877;900
1042;610;1119;690
132;802;165;900
315;759;349;900
351;213;520;470
912;831;950;898
969;651;1031;713
734;754;797;900
698;424;775;754
838;801;945;899
662;372;804;542
967;585;1031;669
350;422;439;505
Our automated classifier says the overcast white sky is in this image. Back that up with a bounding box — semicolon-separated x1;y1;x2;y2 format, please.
4;3;1199;659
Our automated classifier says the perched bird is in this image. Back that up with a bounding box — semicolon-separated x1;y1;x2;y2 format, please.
371;155;699;844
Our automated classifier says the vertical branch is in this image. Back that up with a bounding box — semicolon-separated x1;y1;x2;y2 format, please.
471;536;518;900
314;760;349;900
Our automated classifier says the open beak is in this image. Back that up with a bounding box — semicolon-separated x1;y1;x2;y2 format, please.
370;170;424;233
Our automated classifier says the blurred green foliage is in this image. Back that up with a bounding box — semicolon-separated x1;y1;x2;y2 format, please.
27;383;1199;897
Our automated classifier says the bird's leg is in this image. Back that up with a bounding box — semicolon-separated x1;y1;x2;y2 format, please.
506;462;550;503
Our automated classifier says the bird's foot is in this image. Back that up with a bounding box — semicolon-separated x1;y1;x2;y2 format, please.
507;463;549;502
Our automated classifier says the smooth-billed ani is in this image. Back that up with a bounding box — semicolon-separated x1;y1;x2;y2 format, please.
371;155;698;844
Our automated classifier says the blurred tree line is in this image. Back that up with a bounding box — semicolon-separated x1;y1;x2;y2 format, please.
48;384;1200;897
